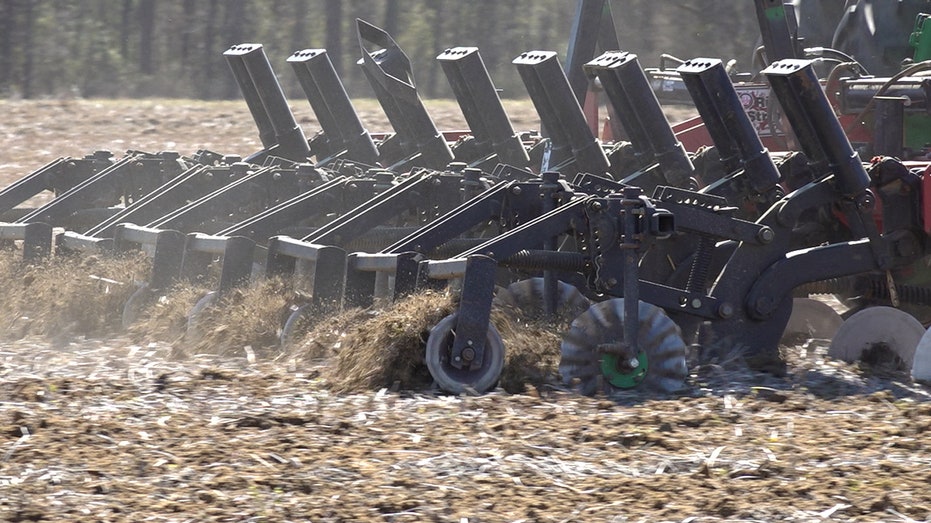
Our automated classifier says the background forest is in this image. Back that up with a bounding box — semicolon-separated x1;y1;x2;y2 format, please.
0;1;763;101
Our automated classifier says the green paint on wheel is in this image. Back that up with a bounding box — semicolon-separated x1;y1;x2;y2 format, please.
601;350;648;389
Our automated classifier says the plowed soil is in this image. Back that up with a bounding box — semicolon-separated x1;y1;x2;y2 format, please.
0;98;930;522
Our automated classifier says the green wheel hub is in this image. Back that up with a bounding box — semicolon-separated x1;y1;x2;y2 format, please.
560;298;688;394
601;350;648;389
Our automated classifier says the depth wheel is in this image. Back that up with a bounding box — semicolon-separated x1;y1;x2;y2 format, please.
560;298;688;395
828;306;923;370
425;313;505;394
493;277;592;323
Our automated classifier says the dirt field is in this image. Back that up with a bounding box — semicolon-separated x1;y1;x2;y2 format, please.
0;98;930;522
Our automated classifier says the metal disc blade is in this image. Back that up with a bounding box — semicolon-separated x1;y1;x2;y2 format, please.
122;284;152;329
493;277;591;323
560;298;688;394
280;304;312;349
828;306;924;369
782;298;843;343
186;291;218;342
911;327;931;382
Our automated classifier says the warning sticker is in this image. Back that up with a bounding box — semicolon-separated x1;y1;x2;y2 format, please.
736;86;774;136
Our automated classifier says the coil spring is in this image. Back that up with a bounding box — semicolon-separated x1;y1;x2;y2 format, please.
796;276;859;296
428;238;486;258
686;236;714;294
798;274;931;306
502;249;588;272
341;226;419;251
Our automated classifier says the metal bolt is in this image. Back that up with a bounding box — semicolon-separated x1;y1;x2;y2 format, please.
855;192;874;211
757;227;775;244
717;302;735;319
628;357;640;369
591;201;603;211
511;186;522;195
461;347;475;361
691;298;702;309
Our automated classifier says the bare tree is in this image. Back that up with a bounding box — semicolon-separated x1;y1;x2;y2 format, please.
21;0;35;98
0;0;13;92
138;0;156;74
325;0;344;76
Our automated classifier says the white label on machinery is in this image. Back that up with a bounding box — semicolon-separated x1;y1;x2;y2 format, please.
736;86;774;137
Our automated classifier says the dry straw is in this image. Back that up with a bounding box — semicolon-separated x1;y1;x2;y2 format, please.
308;289;567;394
323;290;457;393
0;250;149;340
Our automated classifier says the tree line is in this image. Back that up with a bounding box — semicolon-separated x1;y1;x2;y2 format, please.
0;1;762;101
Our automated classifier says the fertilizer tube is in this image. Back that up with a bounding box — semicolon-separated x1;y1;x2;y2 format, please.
677;58;781;193
763;59;870;196
237;44;310;161
224;45;277;149
288;49;379;165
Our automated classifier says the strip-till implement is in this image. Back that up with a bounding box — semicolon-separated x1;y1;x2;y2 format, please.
3;0;931;393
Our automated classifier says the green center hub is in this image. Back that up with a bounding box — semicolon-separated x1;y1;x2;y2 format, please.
601;351;648;388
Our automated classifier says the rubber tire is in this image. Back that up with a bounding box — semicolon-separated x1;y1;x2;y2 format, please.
560;298;688;395
425;312;505;395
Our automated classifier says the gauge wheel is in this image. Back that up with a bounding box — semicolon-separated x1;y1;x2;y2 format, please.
425;312;505;394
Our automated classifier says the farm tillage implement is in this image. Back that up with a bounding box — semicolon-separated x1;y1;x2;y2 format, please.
2;0;931;395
